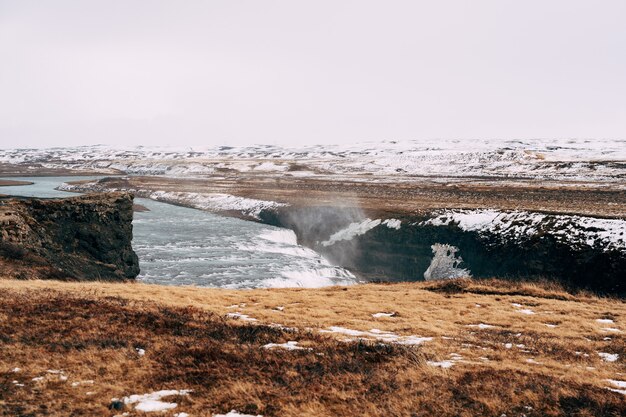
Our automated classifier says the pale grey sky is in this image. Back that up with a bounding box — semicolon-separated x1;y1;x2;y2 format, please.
1;0;625;148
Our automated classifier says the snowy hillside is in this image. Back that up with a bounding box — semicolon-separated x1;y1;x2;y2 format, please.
1;138;624;183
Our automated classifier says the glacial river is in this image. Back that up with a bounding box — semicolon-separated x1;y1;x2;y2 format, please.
0;176;356;288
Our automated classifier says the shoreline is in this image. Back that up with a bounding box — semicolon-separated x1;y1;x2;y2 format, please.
0;163;120;177
0;179;34;187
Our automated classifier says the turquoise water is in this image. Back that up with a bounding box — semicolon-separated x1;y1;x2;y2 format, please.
1;177;356;288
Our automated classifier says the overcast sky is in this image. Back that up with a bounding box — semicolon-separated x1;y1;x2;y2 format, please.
1;1;625;148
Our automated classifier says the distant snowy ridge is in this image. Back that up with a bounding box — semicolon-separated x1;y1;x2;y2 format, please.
3;138;625;183
422;209;626;251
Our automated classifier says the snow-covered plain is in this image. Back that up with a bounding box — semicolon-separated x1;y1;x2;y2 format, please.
2;138;624;183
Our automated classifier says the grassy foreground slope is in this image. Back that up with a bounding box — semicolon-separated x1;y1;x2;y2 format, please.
1;278;625;416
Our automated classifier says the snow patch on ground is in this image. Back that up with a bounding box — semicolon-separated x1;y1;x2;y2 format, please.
262;341;309;351
606;380;626;395
150;191;286;219
372;312;396;318
213;411;263;417
226;312;258;322
601;328;622;333
115;389;191;413
427;360;454;369
59;182;287;219
427;353;464;369
320;327;432;345
607;379;626;388
422;209;626;251
382;218;402;230
321;219;381;247
253;161;289;172
467;323;496;329
598;352;619;362
71;380;94;387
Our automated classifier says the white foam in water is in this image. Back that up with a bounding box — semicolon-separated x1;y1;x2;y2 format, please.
133;201;357;288
260;267;356;288
4;177;358;289
237;229;325;260
259;229;299;246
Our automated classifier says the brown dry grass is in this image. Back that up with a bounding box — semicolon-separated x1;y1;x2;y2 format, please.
1;278;625;416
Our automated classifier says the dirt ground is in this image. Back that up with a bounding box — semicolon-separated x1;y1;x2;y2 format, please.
67;174;626;218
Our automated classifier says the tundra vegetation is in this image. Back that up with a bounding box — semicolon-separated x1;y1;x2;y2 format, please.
1;278;625;416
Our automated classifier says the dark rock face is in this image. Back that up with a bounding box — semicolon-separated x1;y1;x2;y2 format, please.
0;192;139;281
261;206;626;295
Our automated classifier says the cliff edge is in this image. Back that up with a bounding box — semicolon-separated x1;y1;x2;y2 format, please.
0;192;139;281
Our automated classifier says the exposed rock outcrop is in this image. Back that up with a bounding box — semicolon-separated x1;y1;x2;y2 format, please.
0;192;139;281
261;206;626;295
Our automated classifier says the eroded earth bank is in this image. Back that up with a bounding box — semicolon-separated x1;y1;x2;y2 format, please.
0;192;139;281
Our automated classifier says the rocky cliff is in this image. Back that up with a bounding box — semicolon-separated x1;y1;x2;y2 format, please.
0;192;139;281
261;206;626;295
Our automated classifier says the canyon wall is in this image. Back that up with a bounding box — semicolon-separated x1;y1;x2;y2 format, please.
262;206;626;295
0;192;139;281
